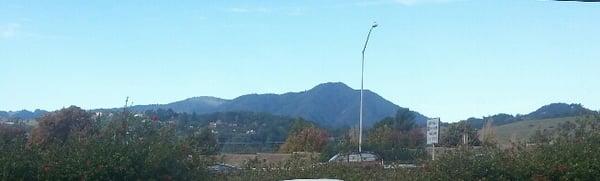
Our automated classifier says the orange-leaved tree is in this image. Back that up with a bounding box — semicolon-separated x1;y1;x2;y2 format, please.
280;119;329;153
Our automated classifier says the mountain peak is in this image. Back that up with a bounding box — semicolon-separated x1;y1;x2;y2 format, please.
465;102;597;129
181;96;228;105
310;82;353;92
527;103;593;119
215;81;424;127
533;103;585;113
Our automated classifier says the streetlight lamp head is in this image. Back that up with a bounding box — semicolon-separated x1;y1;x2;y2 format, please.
372;22;378;28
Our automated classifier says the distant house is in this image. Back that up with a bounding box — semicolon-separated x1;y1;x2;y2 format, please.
209;122;218;129
91;112;103;119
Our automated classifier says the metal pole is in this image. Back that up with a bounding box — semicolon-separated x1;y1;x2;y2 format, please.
432;143;436;161
359;23;377;153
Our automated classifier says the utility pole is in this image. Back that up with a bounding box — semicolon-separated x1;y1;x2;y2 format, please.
432;143;436;161
359;22;378;153
123;96;129;112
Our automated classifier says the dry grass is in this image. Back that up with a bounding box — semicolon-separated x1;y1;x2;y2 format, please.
484;116;579;146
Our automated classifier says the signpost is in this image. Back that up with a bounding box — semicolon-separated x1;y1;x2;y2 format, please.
427;118;440;160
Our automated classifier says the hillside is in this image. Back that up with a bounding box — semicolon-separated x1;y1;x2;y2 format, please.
215;82;427;127
91;82;427;128
126;96;227;114
525;103;596;120
465;103;596;129
0;83;426;128
0;109;48;121
151;110;301;153
487;116;580;145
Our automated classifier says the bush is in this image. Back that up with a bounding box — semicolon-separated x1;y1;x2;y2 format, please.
0;107;217;180
220;163;423;181
426;115;600;180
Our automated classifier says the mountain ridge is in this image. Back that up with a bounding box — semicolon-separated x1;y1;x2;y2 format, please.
464;103;598;128
3;83;597;129
215;82;427;127
88;82;426;128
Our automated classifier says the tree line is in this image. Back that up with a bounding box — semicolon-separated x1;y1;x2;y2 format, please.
279;108;482;162
0;106;217;180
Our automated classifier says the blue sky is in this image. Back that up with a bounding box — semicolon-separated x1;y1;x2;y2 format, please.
1;0;599;122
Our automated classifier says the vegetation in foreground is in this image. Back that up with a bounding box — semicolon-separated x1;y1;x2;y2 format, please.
2;105;600;180
219;115;600;180
0;106;217;180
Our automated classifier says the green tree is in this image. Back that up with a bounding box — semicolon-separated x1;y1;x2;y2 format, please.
529;127;551;144
366;109;426;161
0;106;218;180
439;121;480;147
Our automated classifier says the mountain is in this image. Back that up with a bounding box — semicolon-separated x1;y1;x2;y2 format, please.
124;96;227;114
216;82;427;127
92;82;426;128
0;109;48;121
0;111;7;118
465;103;597;129
2;82;426;127
525;103;596;120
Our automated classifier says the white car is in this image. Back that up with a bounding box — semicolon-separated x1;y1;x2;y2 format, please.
328;152;382;166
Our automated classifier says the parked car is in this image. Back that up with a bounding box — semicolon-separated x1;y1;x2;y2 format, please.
328;152;383;166
208;163;240;175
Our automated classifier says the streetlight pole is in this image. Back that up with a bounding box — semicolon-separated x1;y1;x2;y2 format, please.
359;22;378;153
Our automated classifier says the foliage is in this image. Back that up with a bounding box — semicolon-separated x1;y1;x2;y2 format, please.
480;120;498;147
464;103;597;129
439;121;481;147
319;128;359;162
427;147;510;180
221;160;423;181
365;109;426;162
492;116;580;145
0;123;38;180
142;110;310;153
132;82;417;128
426;115;600;180
0;106;217;180
529;127;551;144
279;120;329;153
29;106;94;147
372;108;418;132
5;106;600;180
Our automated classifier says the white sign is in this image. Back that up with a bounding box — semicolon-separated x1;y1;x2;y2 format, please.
427;118;440;144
